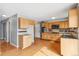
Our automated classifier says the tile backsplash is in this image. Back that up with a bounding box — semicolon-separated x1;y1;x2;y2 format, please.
59;28;78;39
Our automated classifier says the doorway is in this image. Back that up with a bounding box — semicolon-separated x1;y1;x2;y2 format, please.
7;21;11;43
3;22;7;41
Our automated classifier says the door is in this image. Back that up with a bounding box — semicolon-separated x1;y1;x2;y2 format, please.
3;23;7;41
7;21;11;43
35;23;41;38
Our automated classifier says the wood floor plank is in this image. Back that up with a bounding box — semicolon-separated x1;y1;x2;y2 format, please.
0;39;60;56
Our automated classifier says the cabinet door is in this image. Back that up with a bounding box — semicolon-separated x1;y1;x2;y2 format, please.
69;8;78;27
19;18;29;28
42;33;46;39
43;22;50;29
42;23;45;27
23;36;32;49
60;22;65;28
45;22;49;28
19;17;35;29
48;22;51;29
61;38;79;56
19;35;23;48
64;21;69;28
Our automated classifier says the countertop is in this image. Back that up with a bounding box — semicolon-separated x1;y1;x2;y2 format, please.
62;35;78;39
42;32;60;36
42;32;78;39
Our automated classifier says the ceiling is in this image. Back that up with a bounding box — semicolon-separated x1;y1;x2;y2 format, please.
0;3;76;21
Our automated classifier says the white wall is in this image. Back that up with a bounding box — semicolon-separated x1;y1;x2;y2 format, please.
35;22;41;38
26;25;34;42
0;18;10;42
9;14;18;47
0;22;3;39
3;22;7;41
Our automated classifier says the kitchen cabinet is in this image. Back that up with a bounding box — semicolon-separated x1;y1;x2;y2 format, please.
69;8;78;28
19;35;33;49
61;38;79;56
60;21;65;28
42;32;61;41
42;22;51;29
42;20;69;29
18;17;35;29
64;21;69;28
42;22;45;27
60;20;69;28
42;32;53;40
42;33;48;40
18;17;28;29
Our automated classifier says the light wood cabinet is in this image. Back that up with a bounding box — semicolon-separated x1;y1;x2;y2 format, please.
60;21;69;28
64;21;69;28
42;33;47;39
18;18;28;28
42;33;60;41
61;38;79;56
42;22;45;27
69;8;78;28
42;33;50;40
60;21;65;28
42;22;51;29
18;17;35;29
42;19;69;29
19;35;33;49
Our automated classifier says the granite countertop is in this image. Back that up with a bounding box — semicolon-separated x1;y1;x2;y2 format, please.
62;35;78;39
42;32;61;36
43;32;78;39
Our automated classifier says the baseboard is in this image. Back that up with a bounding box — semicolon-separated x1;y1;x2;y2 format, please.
0;38;4;40
10;42;18;48
35;37;41;39
0;37;3;39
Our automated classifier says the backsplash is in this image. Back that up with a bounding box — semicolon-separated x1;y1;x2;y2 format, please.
42;27;78;39
59;28;78;39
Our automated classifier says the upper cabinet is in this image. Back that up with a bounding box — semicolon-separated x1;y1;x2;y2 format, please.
18;17;35;29
42;20;69;29
64;21;69;28
69;8;78;28
59;20;69;28
60;21;65;28
42;22;51;29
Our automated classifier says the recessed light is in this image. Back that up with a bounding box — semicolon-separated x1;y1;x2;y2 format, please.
51;17;56;19
2;15;7;17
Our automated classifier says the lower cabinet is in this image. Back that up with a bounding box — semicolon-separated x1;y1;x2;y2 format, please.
61;38;79;56
42;33;52;40
42;33;60;41
19;35;33;49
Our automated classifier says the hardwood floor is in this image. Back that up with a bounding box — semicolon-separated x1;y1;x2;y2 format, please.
0;39;60;56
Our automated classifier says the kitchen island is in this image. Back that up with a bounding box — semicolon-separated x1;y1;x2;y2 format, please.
19;34;33;49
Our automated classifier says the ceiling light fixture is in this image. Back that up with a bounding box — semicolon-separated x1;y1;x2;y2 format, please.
2;15;7;17
51;17;56;19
